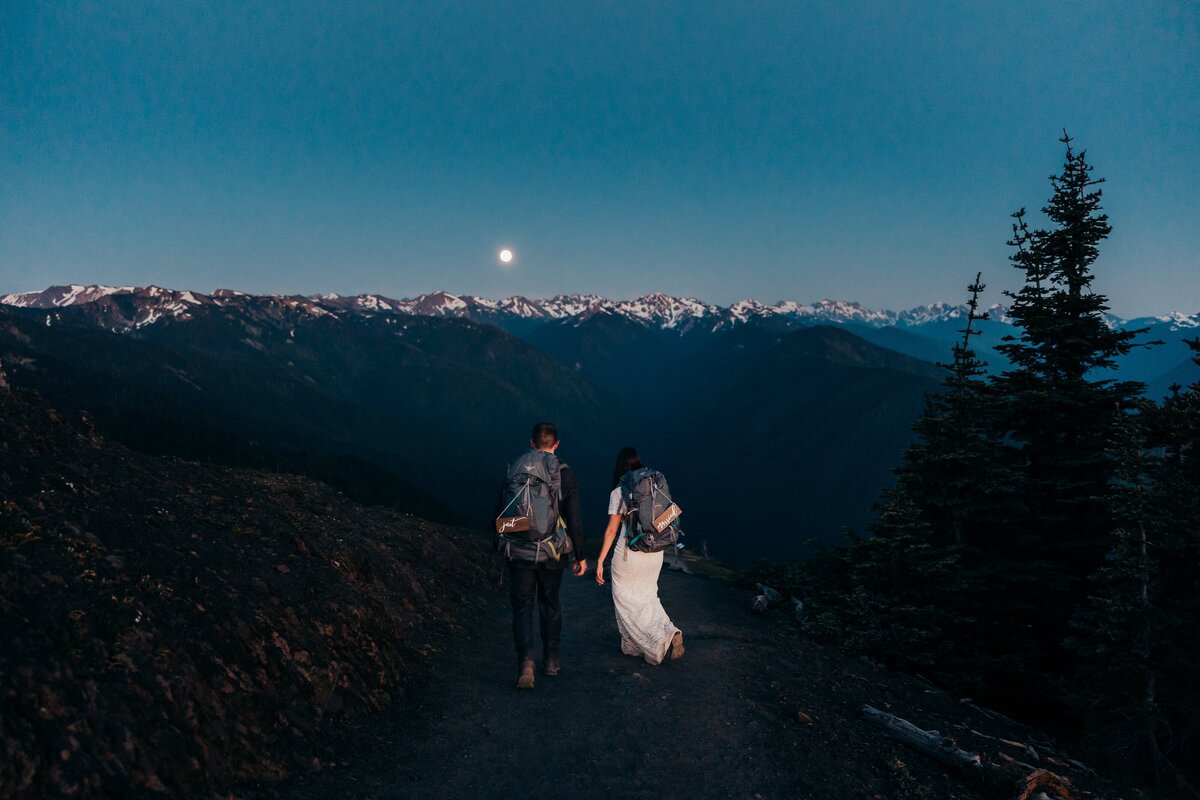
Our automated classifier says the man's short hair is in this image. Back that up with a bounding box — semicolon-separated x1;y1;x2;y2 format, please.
531;422;559;449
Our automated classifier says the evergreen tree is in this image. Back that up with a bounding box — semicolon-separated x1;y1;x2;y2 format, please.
901;273;1000;548
838;487;965;670
807;276;1018;683
883;275;1031;687
990;133;1148;692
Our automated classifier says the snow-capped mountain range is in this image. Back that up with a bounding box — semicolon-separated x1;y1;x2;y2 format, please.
2;284;1197;334
322;290;1021;329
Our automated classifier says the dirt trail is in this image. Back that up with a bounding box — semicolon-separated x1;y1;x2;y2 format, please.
246;568;995;800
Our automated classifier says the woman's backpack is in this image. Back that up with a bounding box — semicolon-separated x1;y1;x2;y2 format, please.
619;467;683;553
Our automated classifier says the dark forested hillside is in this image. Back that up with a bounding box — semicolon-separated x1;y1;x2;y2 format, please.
0;302;622;530
524;315;943;556
1;297;939;560
651;325;941;557
521;309;687;397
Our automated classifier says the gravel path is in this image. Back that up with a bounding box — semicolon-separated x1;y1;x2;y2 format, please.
243;566;1001;800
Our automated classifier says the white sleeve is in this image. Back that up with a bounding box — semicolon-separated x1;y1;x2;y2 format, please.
607;487;625;516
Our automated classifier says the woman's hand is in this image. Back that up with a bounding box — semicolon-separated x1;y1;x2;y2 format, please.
595;513;621;587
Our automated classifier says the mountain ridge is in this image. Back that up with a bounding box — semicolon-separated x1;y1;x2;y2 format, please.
9;281;1196;399
11;282;1197;333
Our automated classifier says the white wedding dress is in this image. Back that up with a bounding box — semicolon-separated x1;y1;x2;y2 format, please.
608;487;680;665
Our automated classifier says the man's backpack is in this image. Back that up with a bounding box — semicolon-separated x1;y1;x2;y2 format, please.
495;450;572;563
619;467;683;553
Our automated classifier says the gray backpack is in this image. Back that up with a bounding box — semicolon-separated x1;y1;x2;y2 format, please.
620;467;683;553
495;451;572;563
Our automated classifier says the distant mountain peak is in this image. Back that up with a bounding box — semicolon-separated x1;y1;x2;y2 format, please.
1154;311;1200;330
1;284;137;308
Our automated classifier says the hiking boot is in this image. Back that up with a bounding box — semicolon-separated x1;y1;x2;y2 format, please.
516;658;536;689
543;656;560;677
670;631;685;660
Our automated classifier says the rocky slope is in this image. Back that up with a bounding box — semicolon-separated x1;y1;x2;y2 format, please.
0;377;492;798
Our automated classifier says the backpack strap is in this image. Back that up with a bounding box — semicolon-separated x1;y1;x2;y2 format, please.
497;486;523;518
623;481;643;549
555;460;569;501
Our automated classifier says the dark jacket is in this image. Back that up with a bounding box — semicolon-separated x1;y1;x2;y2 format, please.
557;464;586;559
493;458;586;567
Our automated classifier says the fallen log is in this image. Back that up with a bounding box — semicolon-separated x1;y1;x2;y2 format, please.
861;705;984;776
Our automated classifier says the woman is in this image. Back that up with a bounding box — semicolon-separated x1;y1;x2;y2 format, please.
595;446;684;665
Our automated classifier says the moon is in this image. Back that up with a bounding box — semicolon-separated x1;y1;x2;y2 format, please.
498;248;514;265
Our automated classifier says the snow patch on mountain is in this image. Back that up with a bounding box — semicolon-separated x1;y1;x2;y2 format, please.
729;300;772;322
1152;311;1200;330
541;295;607;318
897;303;965;326
2;284;137;308
610;294;721;329
782;299;895;326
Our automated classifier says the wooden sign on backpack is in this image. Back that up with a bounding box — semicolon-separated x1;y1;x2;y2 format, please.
653;503;681;533
496;515;531;535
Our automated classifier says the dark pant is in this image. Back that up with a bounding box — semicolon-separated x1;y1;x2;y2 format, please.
508;563;564;665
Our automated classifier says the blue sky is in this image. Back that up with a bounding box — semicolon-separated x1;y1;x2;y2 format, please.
2;1;1197;315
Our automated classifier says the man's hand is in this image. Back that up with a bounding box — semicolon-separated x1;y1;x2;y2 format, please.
572;559;588;577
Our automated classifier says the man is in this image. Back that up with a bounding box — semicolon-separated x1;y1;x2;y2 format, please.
495;422;587;689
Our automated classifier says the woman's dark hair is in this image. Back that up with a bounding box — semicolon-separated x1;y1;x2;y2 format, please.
611;446;644;489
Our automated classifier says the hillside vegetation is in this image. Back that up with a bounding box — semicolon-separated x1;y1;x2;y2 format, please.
0;380;491;797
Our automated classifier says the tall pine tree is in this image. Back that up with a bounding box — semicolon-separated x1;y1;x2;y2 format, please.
901;274;1005;548
990;133;1147;698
